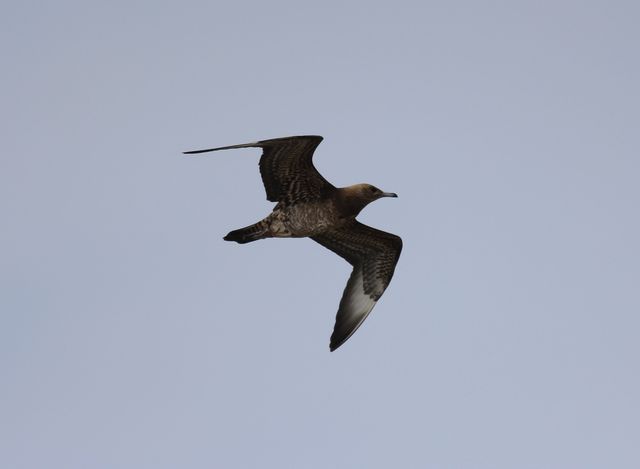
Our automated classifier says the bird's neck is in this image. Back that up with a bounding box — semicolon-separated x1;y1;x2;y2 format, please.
335;186;370;217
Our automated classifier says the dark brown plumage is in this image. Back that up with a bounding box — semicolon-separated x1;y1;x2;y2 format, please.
184;135;402;351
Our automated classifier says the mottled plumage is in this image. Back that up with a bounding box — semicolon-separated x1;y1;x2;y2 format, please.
184;135;402;351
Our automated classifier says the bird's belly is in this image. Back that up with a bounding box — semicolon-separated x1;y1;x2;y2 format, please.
278;203;341;237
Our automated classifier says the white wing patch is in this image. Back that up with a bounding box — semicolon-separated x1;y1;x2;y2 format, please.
330;268;378;351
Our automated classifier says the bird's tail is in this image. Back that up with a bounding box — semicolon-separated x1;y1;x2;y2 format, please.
223;220;271;244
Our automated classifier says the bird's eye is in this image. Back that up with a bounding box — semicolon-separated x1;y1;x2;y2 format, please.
369;186;377;193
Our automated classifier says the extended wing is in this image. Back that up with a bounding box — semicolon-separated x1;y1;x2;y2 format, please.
184;135;335;204
312;221;402;351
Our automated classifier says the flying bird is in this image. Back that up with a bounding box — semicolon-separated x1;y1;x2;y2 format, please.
184;135;402;351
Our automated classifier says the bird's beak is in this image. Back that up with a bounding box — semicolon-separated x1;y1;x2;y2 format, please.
381;192;398;198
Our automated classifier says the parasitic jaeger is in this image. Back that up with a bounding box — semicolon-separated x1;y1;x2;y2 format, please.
184;135;402;351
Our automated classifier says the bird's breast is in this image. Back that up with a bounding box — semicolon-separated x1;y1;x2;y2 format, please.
280;201;344;237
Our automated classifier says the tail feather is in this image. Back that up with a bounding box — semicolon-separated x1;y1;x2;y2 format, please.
224;221;270;244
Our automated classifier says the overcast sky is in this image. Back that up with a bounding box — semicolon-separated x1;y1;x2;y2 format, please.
2;1;639;468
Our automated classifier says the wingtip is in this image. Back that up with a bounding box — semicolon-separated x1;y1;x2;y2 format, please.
329;337;346;352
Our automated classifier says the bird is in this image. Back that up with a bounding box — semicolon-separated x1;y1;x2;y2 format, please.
184;135;402;351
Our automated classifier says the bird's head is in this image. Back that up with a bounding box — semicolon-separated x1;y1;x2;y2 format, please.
355;183;398;202
339;183;398;215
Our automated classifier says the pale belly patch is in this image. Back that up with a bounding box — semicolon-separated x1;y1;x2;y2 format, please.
268;203;341;237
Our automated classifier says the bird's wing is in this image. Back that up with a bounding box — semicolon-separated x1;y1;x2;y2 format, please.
184;135;334;203
311;221;402;351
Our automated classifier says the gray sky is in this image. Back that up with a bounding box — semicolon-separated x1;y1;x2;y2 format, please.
2;1;639;468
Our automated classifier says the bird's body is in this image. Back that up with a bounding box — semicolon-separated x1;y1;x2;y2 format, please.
231;199;343;241
281;199;341;235
184;135;402;351
227;185;389;241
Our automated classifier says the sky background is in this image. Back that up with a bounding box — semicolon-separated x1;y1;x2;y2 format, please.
2;1;639;468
